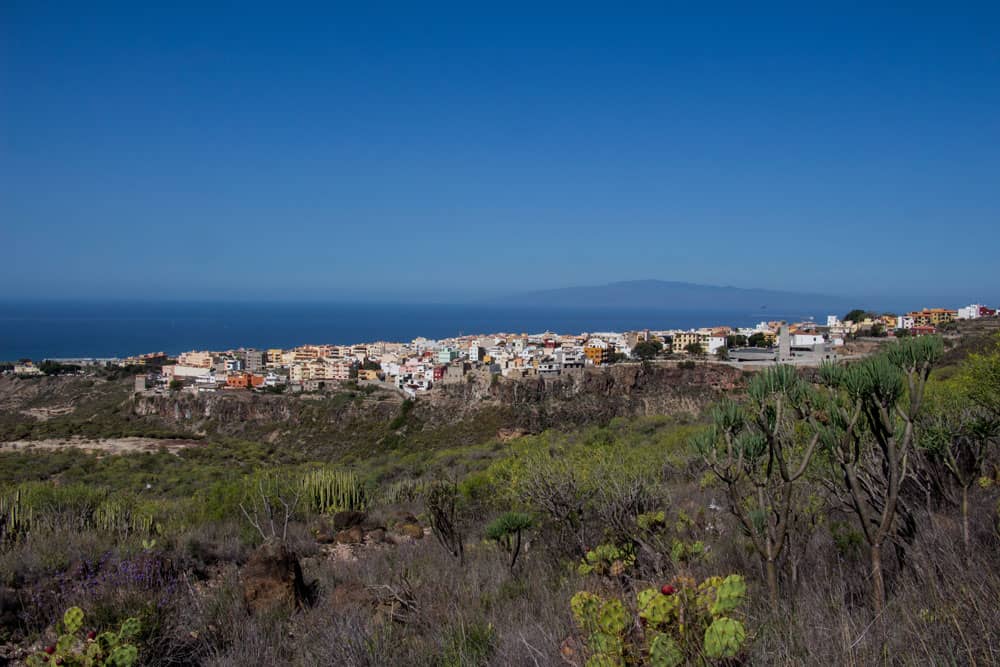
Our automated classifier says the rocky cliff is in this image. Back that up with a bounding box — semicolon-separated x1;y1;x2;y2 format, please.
2;362;743;453
419;362;743;433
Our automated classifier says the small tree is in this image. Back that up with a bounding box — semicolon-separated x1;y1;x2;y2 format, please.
239;471;302;544
693;366;822;609
168;379;183;391
919;405;998;552
817;336;943;611
485;512;534;573
747;332;770;348
843;308;875;323
963;336;1000;417
632;340;663;361
684;342;704;356
426;480;465;565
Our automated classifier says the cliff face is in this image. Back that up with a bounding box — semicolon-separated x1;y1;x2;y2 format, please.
133;392;297;424
2;362;741;452
131;390;403;446
126;363;741;449
417;363;743;432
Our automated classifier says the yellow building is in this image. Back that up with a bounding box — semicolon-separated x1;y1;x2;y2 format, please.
177;351;213;368
672;331;710;354
907;308;957;327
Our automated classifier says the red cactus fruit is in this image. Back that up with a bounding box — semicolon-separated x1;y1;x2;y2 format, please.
44;645;56;655
660;584;676;595
86;630;97;640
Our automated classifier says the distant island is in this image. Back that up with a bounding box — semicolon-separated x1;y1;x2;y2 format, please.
495;279;852;313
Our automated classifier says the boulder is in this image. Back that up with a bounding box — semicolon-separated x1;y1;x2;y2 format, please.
315;527;338;544
333;511;367;530
397;523;424;539
335;526;365;544
365;528;387;544
389;510;419;526
242;542;309;614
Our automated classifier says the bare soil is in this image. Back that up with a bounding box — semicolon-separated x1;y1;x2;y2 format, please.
0;436;200;454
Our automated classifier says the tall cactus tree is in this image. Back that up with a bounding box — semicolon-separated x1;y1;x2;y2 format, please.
817;335;942;612
693;365;821;609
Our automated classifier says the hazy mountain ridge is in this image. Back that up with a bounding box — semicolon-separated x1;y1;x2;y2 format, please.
496;279;851;313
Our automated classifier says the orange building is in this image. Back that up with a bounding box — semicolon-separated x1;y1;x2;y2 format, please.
583;340;612;365
226;372;265;389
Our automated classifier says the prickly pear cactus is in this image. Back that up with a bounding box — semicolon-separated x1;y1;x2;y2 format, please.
709;574;747;616
571;592;628;664
109;644;139;666
571;573;750;665
587;632;625;664
25;606;141;667
647;632;684;667
638;589;676;626
571;591;602;631
585;652;624;667
578;543;635;577
598;599;628;636
63;606;85;633
119;616;141;640
704;616;746;658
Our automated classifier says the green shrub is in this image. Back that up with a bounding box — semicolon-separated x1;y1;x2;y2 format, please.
439;620;495;667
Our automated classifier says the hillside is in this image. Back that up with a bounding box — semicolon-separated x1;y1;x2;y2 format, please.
1;332;997;666
0;362;741;464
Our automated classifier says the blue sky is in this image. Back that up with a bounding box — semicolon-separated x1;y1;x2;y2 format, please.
3;2;999;304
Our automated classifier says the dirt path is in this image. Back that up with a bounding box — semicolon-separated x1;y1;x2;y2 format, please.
0;436;200;454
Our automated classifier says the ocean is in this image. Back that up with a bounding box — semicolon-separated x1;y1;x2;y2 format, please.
0;301;818;360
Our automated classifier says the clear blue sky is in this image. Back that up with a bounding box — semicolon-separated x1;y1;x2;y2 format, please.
3;2;998;305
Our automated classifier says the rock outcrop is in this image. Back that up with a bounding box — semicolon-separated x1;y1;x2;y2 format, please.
241;542;310;614
419;362;744;432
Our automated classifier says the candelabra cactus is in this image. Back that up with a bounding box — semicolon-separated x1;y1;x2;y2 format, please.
0;488;32;543
26;606;141;667
571;573;749;665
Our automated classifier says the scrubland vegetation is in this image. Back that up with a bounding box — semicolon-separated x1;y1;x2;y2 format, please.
2;335;999;665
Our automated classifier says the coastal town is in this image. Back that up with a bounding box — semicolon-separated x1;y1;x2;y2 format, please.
8;304;998;399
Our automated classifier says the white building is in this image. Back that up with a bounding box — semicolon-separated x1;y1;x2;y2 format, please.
706;336;727;355
957;304;982;320
792;334;825;346
162;365;214;380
